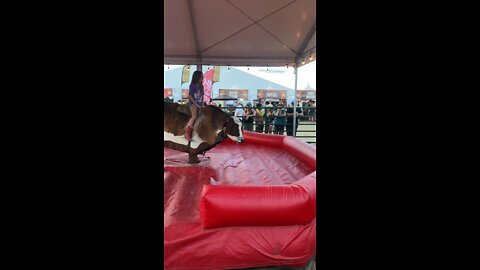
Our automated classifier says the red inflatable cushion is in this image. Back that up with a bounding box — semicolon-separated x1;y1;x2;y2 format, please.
200;179;316;229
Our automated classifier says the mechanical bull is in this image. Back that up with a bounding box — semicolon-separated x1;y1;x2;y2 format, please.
164;103;244;164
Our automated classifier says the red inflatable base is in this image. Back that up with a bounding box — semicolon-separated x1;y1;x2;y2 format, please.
200;178;316;229
164;132;316;270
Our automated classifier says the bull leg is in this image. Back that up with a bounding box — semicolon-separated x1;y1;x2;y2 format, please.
188;153;200;164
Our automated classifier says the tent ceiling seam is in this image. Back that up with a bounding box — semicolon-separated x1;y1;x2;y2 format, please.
200;0;298;54
187;0;202;61
296;20;316;62
225;0;298;55
200;24;256;54
304;45;316;53
165;55;296;60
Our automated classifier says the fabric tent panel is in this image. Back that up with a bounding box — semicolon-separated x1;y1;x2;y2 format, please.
304;31;316;54
258;0;316;54
228;0;295;21
202;24;296;58
164;0;316;67
192;0;253;52
164;0;197;56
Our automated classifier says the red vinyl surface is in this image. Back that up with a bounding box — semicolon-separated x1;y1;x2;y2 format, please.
200;181;316;229
164;131;316;270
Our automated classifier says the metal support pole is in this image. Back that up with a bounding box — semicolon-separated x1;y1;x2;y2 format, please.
293;65;298;137
197;64;202;71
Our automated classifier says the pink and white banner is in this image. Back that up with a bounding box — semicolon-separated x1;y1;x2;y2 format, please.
202;69;214;105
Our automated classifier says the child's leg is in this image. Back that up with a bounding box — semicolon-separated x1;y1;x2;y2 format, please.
184;105;197;141
186;105;198;127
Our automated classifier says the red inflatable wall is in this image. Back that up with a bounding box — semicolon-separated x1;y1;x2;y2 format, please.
200;132;316;229
201;182;315;229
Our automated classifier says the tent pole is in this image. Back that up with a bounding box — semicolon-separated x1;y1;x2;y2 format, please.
197;64;202;71
293;65;298;137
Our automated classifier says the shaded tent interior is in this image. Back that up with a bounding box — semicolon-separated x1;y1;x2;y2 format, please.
164;0;316;67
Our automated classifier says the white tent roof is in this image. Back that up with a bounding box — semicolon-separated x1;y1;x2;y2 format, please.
164;0;316;67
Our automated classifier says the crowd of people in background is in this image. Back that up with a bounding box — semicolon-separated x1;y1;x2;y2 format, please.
171;97;316;137
230;99;316;136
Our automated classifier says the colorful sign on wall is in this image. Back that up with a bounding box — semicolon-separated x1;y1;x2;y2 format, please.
296;90;316;100
164;88;173;98
218;89;249;99
257;89;287;100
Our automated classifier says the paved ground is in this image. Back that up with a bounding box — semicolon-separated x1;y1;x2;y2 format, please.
296;121;316;146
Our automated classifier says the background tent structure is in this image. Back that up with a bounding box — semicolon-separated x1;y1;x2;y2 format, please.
164;0;316;67
164;0;316;134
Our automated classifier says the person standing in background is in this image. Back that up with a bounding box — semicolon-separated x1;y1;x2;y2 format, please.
254;103;265;133
273;103;286;135
286;101;303;137
234;101;245;120
243;102;255;131
265;106;275;134
309;100;316;122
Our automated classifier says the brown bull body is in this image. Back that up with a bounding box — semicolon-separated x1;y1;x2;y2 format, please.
163;103;243;163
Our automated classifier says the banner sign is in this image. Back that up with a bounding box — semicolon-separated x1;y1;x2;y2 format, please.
257;89;287;100
213;66;221;83
202;69;214;104
218;89;248;99
296;90;316;100
181;65;190;85
164;88;173;98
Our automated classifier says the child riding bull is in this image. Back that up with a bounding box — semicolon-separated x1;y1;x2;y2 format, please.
185;70;205;141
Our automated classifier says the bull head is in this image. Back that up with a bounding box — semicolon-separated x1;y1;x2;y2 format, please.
223;116;244;143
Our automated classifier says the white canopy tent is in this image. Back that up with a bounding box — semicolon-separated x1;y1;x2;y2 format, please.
164;0;316;67
164;0;316;135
